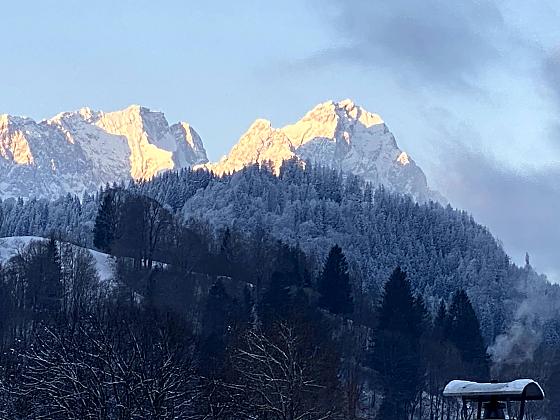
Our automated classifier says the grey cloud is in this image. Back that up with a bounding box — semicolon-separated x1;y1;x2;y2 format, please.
432;143;560;281
541;49;560;153
311;0;505;88
548;122;560;152
543;49;560;105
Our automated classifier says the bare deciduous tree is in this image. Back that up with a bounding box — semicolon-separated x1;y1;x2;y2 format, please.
7;315;201;419
230;324;340;420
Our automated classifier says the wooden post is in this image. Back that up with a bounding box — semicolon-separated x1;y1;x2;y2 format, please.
519;399;526;420
476;401;482;419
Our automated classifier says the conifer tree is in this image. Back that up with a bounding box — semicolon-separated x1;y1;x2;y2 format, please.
446;289;489;381
433;299;447;340
204;279;232;335
93;191;118;253
42;237;62;312
544;349;560;419
425;299;457;419
373;266;424;420
25;238;63;320
259;271;294;326
317;245;353;315
220;227;234;263
413;293;429;332
199;279;234;376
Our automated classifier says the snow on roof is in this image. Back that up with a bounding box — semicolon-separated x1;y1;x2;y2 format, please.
443;380;544;401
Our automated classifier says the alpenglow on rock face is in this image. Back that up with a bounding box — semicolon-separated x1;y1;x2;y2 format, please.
204;99;439;202
0;105;208;198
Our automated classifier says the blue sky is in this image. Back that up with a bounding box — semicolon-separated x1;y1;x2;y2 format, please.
1;0;559;280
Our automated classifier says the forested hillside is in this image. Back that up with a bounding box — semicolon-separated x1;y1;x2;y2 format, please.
0;161;558;419
136;161;558;343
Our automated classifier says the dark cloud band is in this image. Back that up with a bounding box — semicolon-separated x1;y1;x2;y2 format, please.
434;144;560;281
311;0;505;88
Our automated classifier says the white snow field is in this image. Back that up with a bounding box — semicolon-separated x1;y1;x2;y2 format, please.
0;236;115;282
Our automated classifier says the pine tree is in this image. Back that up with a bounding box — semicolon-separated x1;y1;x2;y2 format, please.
199;279;234;376
413;293;429;331
203;279;232;335
25;238;63;320
220;227;234;262
317;245;353;315
93;191;118;253
544;349;560;420
373;267;425;420
446;289;489;381
425;299;458;420
259;271;294;326
433;299;447;341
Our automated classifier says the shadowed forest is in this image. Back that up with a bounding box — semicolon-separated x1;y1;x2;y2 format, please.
0;162;558;419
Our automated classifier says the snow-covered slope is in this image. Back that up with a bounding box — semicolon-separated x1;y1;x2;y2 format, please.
0;236;114;282
203;99;440;202
0;106;208;199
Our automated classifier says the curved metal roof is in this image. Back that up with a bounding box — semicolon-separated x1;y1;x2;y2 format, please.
443;379;545;401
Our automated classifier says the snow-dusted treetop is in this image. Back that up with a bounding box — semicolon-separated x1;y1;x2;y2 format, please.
201;99;441;202
0;105;208;199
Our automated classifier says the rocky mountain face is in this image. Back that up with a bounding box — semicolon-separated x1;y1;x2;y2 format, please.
0;106;208;199
203;99;440;202
0;100;440;202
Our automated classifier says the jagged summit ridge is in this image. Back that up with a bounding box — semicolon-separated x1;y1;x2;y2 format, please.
204;99;439;202
1;100;441;202
0;105;208;199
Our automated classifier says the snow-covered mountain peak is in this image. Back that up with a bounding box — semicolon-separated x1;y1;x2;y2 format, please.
338;98;384;128
46;108;100;128
0;105;208;199
204;99;440;202
0;114;33;128
299;99;384;127
249;118;274;131
0;116;35;166
0;114;11;127
0;101;440;202
78;107;95;120
124;103;143;111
